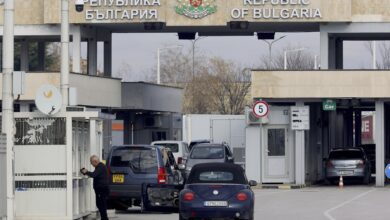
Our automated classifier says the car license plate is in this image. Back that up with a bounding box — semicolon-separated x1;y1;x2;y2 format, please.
204;201;228;207
112;174;124;183
339;171;353;175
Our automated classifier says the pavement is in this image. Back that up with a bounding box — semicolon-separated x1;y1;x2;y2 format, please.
101;185;390;220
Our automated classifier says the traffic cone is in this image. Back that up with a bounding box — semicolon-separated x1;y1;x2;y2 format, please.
339;175;344;188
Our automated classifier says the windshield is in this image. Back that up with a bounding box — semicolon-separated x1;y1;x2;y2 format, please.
190;146;224;159
329;150;364;160
155;143;179;153
110;148;157;174
199;171;234;182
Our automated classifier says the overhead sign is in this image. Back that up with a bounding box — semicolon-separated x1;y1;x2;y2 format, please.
322;99;336;111
231;0;322;20
252;101;269;118
291;106;310;130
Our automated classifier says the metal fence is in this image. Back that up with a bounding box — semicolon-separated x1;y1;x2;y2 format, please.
14;118;66;145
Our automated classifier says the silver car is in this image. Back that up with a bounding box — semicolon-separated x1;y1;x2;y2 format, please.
325;148;371;184
180;143;234;180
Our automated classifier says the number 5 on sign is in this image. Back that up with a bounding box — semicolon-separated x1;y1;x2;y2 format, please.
252;101;269;118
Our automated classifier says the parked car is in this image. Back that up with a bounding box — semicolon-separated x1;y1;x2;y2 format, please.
106;145;181;210
180;143;234;180
325;147;371;184
151;141;190;165
179;163;257;220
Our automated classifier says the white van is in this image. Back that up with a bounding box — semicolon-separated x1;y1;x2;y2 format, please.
151;141;190;164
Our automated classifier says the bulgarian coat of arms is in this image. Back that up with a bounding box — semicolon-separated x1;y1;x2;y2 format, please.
175;0;217;19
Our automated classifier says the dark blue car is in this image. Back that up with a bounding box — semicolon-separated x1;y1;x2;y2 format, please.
179;163;257;220
106;145;181;210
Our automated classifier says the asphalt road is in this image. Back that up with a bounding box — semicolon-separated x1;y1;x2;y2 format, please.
109;186;390;220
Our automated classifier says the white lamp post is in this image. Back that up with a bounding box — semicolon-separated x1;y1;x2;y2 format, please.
61;0;69;109
372;41;377;70
157;45;182;84
261;35;286;68
192;36;207;79
284;47;307;70
2;0;15;219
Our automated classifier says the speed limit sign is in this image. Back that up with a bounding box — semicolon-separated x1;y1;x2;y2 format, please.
252;101;269;118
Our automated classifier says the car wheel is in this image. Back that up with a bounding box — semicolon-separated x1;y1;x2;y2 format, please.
107;200;115;210
248;211;254;220
324;178;331;185
114;203;128;211
363;174;370;185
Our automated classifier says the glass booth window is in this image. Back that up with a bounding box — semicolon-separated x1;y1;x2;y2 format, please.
268;129;285;156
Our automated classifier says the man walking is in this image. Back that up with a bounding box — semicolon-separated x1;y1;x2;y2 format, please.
81;155;109;220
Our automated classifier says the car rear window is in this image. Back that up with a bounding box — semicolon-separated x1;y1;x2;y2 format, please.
190;147;224;159
329;150;364;159
199;171;234;182
155;143;179;153
187;166;247;184
110;148;157;174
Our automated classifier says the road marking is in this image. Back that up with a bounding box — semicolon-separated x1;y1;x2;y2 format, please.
323;188;376;220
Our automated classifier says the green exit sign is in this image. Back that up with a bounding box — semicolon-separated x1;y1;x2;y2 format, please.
323;99;336;111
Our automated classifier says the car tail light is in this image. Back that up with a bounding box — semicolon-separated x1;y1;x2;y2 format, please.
326;161;334;168
357;160;365;168
236;192;248;201
158;167;167;184
177;157;183;164
183;192;195;201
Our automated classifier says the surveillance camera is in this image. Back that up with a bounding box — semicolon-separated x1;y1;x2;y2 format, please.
75;0;84;12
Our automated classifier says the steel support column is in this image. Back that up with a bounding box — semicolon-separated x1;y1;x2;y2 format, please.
375;101;385;187
295;102;306;185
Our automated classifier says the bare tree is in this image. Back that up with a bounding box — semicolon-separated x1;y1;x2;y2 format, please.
206;58;251;114
258;46;316;70
365;41;390;69
181;57;251;114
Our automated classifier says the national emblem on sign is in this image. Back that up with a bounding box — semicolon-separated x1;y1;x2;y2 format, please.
175;0;217;19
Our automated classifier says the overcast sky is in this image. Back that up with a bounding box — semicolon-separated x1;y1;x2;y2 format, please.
108;33;373;81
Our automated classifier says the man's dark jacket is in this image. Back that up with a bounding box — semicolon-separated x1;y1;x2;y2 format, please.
86;162;109;190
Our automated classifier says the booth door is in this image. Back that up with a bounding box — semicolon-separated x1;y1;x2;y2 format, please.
262;125;290;183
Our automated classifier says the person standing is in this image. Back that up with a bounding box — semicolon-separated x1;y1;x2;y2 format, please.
81;155;109;220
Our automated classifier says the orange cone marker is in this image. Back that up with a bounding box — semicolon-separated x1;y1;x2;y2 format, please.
339;175;344;188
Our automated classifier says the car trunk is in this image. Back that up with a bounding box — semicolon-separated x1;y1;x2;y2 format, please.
108;147;159;197
186;184;247;201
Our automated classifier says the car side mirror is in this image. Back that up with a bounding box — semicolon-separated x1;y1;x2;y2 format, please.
178;164;186;170
228;156;234;162
249;180;257;187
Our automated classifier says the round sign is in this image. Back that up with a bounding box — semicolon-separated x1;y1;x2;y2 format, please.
35;84;62;115
252;101;269;118
385;164;390;179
